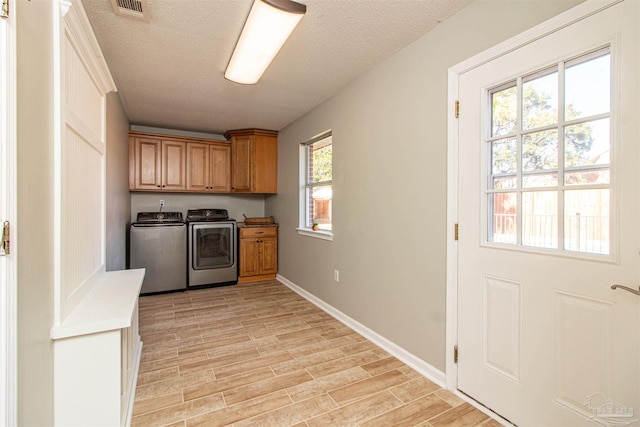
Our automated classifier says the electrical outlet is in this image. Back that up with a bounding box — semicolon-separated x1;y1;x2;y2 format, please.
334;269;339;282
160;199;165;207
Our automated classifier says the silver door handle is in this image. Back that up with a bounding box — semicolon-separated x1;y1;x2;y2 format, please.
611;284;640;296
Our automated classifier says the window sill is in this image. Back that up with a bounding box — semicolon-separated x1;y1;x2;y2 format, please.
297;228;333;241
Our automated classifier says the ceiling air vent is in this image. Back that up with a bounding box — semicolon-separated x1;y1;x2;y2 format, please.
110;0;148;20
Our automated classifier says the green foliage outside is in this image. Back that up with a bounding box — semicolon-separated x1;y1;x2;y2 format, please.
311;144;332;183
491;83;597;183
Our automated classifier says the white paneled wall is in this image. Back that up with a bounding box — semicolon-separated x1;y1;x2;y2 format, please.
54;0;114;324
50;2;144;426
61;127;104;317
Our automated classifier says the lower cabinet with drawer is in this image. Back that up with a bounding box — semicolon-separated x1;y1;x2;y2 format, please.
238;225;278;282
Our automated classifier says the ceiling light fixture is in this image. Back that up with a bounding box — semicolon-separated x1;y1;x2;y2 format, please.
225;0;306;85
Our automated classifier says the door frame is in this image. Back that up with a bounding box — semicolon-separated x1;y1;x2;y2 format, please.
445;0;622;399
0;0;17;424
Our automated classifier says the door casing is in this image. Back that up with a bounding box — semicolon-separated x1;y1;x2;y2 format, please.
0;1;17;425
445;0;623;405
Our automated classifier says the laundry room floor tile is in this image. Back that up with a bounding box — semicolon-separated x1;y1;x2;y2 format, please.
132;280;497;426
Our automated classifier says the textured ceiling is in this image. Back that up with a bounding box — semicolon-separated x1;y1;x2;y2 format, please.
82;0;474;134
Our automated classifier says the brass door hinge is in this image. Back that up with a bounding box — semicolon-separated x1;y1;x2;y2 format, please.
1;0;9;19
454;345;458;364
1;221;9;255
455;100;459;118
454;223;459;241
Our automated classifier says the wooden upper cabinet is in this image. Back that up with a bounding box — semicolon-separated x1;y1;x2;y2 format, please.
130;136;186;191
254;133;277;193
230;135;252;193
186;142;231;192
186;142;210;192
129;130;272;194
132;137;162;190
130;136;185;191
129;131;230;193
162;140;186;191
225;129;278;194
210;144;231;192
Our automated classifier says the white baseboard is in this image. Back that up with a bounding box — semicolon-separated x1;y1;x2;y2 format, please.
276;274;446;387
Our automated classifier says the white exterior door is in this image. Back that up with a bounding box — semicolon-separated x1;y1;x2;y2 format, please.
456;1;639;425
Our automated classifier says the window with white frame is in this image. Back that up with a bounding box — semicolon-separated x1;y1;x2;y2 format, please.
486;47;611;255
300;131;332;233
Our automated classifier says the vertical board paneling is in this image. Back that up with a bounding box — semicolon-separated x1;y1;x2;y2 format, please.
62;127;103;304
59;24;105;320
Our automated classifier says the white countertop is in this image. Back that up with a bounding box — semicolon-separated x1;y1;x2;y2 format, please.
51;268;145;340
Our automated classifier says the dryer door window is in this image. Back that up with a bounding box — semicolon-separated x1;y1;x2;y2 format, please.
192;224;234;270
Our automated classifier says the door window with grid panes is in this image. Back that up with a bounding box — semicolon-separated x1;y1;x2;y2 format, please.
486;48;611;255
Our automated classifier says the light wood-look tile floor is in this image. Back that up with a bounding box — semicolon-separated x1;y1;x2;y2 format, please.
132;280;501;427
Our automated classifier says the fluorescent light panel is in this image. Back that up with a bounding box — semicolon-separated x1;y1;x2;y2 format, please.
225;0;306;85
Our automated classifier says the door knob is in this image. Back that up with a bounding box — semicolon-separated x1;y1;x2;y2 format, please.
611;284;640;296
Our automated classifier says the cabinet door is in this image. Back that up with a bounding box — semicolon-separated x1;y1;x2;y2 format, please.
254;134;277;193
133;138;162;190
210;145;231;192
239;239;260;277
260;237;278;274
231;135;253;192
186;142;210;191
162;140;186;190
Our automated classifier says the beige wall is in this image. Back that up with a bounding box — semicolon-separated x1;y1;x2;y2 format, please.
266;0;583;372
105;93;131;271
17;0;55;424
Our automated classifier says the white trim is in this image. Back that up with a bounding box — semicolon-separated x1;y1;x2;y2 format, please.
296;228;333;241
298;143;306;228
446;0;621;408
276;274;446;387
53;0;63;327
299;131;333;232
0;2;17;424
445;67;459;391
448;0;623;77
60;0;115;94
